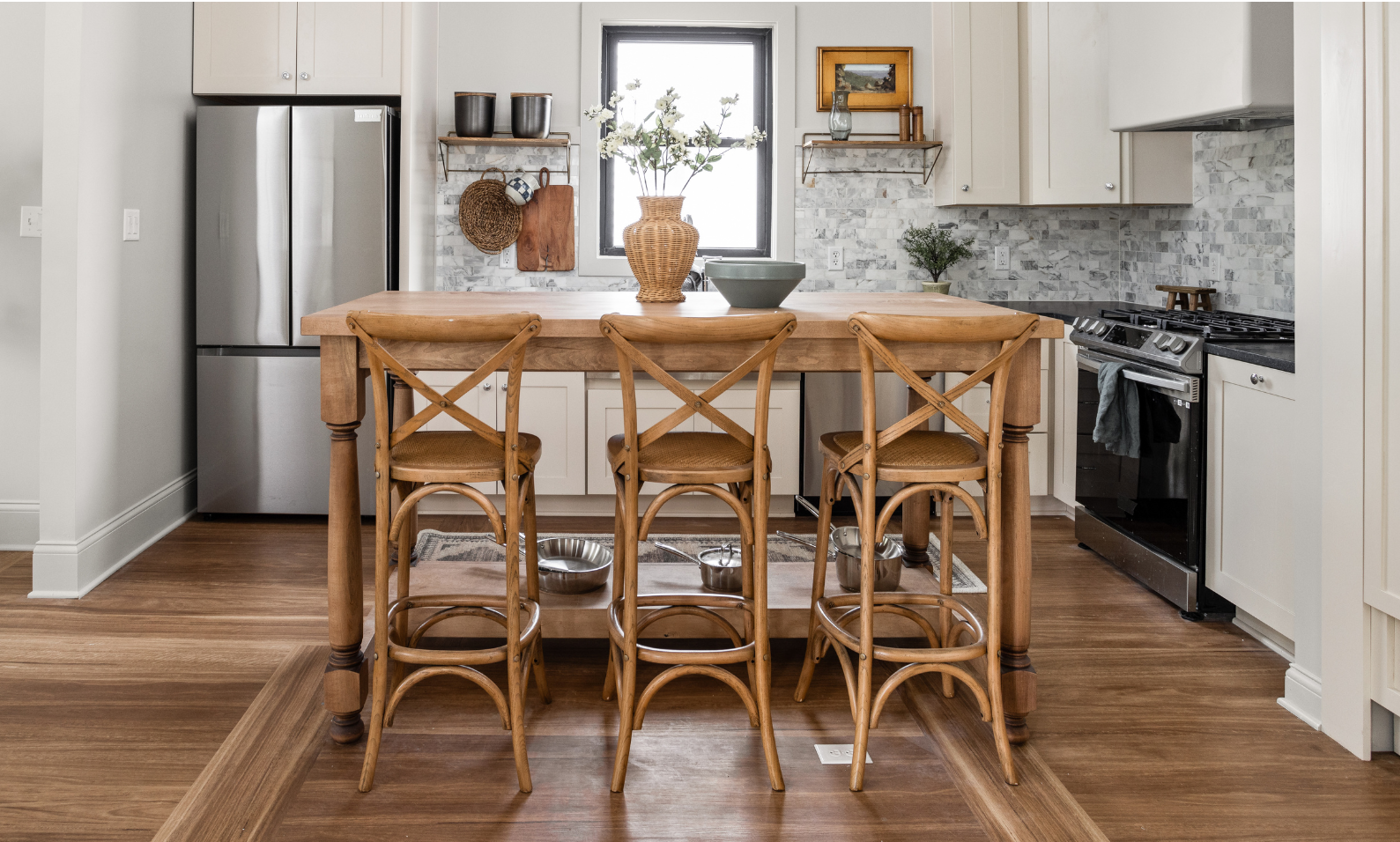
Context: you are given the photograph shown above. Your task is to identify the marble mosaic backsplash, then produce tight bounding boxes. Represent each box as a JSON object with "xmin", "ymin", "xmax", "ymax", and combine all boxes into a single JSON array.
[{"xmin": 436, "ymin": 127, "xmax": 1294, "ymax": 319}]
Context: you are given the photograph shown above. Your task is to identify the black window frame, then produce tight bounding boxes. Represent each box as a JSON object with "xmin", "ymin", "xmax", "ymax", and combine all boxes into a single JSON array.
[{"xmin": 599, "ymin": 25, "xmax": 773, "ymax": 259}]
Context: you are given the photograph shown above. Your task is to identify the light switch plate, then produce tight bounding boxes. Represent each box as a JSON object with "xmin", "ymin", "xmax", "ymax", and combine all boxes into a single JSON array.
[
  {"xmin": 19, "ymin": 206, "xmax": 41, "ymax": 238},
  {"xmin": 122, "ymin": 209, "xmax": 140, "ymax": 241},
  {"xmin": 995, "ymin": 245, "xmax": 1009, "ymax": 271},
  {"xmin": 500, "ymin": 243, "xmax": 516, "ymax": 269},
  {"xmin": 827, "ymin": 246, "xmax": 843, "ymax": 271},
  {"xmin": 814, "ymin": 744, "xmax": 873, "ymax": 765}
]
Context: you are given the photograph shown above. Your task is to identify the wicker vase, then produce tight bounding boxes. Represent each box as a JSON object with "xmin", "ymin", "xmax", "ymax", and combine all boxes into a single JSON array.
[{"xmin": 623, "ymin": 196, "xmax": 699, "ymax": 303}]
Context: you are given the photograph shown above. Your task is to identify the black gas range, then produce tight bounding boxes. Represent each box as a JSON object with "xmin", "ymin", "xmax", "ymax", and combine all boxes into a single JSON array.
[{"xmin": 1067, "ymin": 307, "xmax": 1295, "ymax": 619}]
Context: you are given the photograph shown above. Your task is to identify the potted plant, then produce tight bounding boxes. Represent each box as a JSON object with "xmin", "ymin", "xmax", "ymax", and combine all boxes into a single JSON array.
[
  {"xmin": 586, "ymin": 80, "xmax": 766, "ymax": 302},
  {"xmin": 899, "ymin": 224, "xmax": 977, "ymax": 295}
]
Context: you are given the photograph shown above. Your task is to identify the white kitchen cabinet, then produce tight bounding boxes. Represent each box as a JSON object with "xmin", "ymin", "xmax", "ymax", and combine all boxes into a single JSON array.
[
  {"xmin": 193, "ymin": 3, "xmax": 298, "ymax": 95},
  {"xmin": 1206, "ymin": 356, "xmax": 1296, "ymax": 638},
  {"xmin": 1051, "ymin": 338, "xmax": 1079, "ymax": 507},
  {"xmin": 1023, "ymin": 2, "xmax": 1193, "ymax": 206},
  {"xmin": 586, "ymin": 378, "xmax": 801, "ymax": 497},
  {"xmin": 193, "ymin": 2, "xmax": 401, "ymax": 96},
  {"xmin": 295, "ymin": 3, "xmax": 401, "ymax": 96},
  {"xmin": 932, "ymin": 2, "xmax": 1023, "ymax": 206},
  {"xmin": 414, "ymin": 371, "xmax": 586, "ymax": 497},
  {"xmin": 945, "ymin": 344, "xmax": 1050, "ymax": 503}
]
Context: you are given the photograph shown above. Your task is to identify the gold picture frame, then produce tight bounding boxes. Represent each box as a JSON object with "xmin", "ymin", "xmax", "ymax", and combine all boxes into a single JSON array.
[{"xmin": 816, "ymin": 47, "xmax": 913, "ymax": 112}]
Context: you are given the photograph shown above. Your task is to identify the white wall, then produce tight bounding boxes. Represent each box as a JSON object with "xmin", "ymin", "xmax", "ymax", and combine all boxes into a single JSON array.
[
  {"xmin": 0, "ymin": 4, "xmax": 46, "ymax": 550},
  {"xmin": 33, "ymin": 2, "xmax": 197, "ymax": 597}
]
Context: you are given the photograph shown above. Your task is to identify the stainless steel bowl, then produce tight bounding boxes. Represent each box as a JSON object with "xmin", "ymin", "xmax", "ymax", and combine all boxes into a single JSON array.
[
  {"xmin": 652, "ymin": 541, "xmax": 745, "ymax": 593},
  {"xmin": 523, "ymin": 536, "xmax": 611, "ymax": 594},
  {"xmin": 777, "ymin": 529, "xmax": 903, "ymax": 592},
  {"xmin": 510, "ymin": 93, "xmax": 552, "ymax": 139},
  {"xmin": 454, "ymin": 92, "xmax": 496, "ymax": 138}
]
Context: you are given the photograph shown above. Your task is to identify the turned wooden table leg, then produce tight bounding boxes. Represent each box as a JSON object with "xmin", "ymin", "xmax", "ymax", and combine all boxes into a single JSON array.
[
  {"xmin": 999, "ymin": 341, "xmax": 1040, "ymax": 745},
  {"xmin": 901, "ymin": 382, "xmax": 931, "ymax": 567},
  {"xmin": 322, "ymin": 336, "xmax": 368, "ymax": 744}
]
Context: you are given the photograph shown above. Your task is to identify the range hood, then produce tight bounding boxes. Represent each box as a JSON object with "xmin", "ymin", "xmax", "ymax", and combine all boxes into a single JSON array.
[{"xmin": 1107, "ymin": 3, "xmax": 1293, "ymax": 133}]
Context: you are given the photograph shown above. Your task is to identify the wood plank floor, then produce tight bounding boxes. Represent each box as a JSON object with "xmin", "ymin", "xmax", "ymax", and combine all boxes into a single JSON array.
[{"xmin": 0, "ymin": 516, "xmax": 1396, "ymax": 841}]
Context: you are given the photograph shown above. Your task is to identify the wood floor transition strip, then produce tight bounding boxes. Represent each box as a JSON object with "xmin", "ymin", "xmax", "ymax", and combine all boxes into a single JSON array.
[
  {"xmin": 901, "ymin": 674, "xmax": 1109, "ymax": 842},
  {"xmin": 150, "ymin": 644, "xmax": 331, "ymax": 842}
]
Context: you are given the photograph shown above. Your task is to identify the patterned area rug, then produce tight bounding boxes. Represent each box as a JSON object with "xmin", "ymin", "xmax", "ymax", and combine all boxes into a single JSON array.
[{"xmin": 413, "ymin": 530, "xmax": 986, "ymax": 593}]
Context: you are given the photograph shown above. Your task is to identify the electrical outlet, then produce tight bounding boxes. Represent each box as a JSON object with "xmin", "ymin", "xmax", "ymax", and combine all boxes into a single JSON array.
[
  {"xmin": 122, "ymin": 209, "xmax": 140, "ymax": 242},
  {"xmin": 500, "ymin": 243, "xmax": 516, "ymax": 269},
  {"xmin": 19, "ymin": 206, "xmax": 41, "ymax": 238},
  {"xmin": 995, "ymin": 245, "xmax": 1009, "ymax": 271},
  {"xmin": 814, "ymin": 744, "xmax": 873, "ymax": 765},
  {"xmin": 827, "ymin": 246, "xmax": 843, "ymax": 271}
]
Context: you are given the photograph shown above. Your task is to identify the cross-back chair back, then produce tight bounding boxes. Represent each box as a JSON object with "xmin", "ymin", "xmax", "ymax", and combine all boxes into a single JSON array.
[
  {"xmin": 843, "ymin": 312, "xmax": 1040, "ymax": 479},
  {"xmin": 599, "ymin": 312, "xmax": 798, "ymax": 480}
]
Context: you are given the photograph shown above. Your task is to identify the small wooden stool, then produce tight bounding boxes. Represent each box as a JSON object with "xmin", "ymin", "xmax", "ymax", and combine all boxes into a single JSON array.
[
  {"xmin": 1156, "ymin": 284, "xmax": 1216, "ymax": 311},
  {"xmin": 599, "ymin": 311, "xmax": 796, "ymax": 793}
]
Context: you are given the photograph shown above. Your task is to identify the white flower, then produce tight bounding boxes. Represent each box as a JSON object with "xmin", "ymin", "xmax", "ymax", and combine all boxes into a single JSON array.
[
  {"xmin": 743, "ymin": 127, "xmax": 766, "ymax": 150},
  {"xmin": 626, "ymin": 78, "xmax": 642, "ymax": 91},
  {"xmin": 597, "ymin": 108, "xmax": 614, "ymax": 122},
  {"xmin": 670, "ymin": 127, "xmax": 688, "ymax": 144},
  {"xmin": 584, "ymin": 104, "xmax": 604, "ymax": 121},
  {"xmin": 719, "ymin": 95, "xmax": 739, "ymax": 106},
  {"xmin": 617, "ymin": 121, "xmax": 638, "ymax": 139},
  {"xmin": 661, "ymin": 112, "xmax": 681, "ymax": 128},
  {"xmin": 609, "ymin": 92, "xmax": 621, "ymax": 107}
]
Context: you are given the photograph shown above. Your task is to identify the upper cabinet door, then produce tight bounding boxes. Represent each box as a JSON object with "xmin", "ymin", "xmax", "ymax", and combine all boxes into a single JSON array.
[
  {"xmin": 295, "ymin": 3, "xmax": 402, "ymax": 95},
  {"xmin": 932, "ymin": 2, "xmax": 1022, "ymax": 206},
  {"xmin": 193, "ymin": 3, "xmax": 298, "ymax": 95},
  {"xmin": 1024, "ymin": 2, "xmax": 1122, "ymax": 205}
]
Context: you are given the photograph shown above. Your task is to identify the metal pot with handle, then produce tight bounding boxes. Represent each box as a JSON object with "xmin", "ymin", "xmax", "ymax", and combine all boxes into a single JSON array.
[
  {"xmin": 779, "ymin": 495, "xmax": 903, "ymax": 592},
  {"xmin": 651, "ymin": 541, "xmax": 745, "ymax": 593},
  {"xmin": 518, "ymin": 534, "xmax": 612, "ymax": 594}
]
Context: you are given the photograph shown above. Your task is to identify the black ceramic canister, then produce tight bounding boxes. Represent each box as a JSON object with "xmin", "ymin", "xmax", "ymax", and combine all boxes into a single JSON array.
[
  {"xmin": 454, "ymin": 92, "xmax": 496, "ymax": 138},
  {"xmin": 510, "ymin": 93, "xmax": 552, "ymax": 139}
]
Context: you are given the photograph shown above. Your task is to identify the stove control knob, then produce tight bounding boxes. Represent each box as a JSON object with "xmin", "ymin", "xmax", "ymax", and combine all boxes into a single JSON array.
[
  {"xmin": 1095, "ymin": 321, "xmax": 1109, "ymax": 335},
  {"xmin": 1071, "ymin": 317, "xmax": 1085, "ymax": 331},
  {"xmin": 1169, "ymin": 337, "xmax": 1188, "ymax": 354},
  {"xmin": 1154, "ymin": 335, "xmax": 1171, "ymax": 350}
]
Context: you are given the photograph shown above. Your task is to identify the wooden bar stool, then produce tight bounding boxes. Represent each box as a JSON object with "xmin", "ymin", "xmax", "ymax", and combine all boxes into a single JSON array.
[
  {"xmin": 793, "ymin": 310, "xmax": 1039, "ymax": 791},
  {"xmin": 347, "ymin": 311, "xmax": 551, "ymax": 794},
  {"xmin": 599, "ymin": 312, "xmax": 796, "ymax": 793}
]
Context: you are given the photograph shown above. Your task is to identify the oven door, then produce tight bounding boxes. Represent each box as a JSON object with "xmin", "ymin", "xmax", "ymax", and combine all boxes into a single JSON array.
[{"xmin": 1074, "ymin": 351, "xmax": 1203, "ymax": 572}]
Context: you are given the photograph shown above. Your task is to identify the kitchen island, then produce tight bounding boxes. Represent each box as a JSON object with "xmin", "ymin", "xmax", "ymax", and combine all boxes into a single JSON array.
[{"xmin": 301, "ymin": 291, "xmax": 1064, "ymax": 746}]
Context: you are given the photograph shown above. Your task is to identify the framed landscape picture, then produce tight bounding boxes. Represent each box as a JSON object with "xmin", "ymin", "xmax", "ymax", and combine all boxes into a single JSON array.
[{"xmin": 816, "ymin": 47, "xmax": 913, "ymax": 111}]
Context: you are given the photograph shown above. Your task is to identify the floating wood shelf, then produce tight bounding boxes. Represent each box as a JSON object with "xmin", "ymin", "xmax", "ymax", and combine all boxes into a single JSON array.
[
  {"xmin": 800, "ymin": 133, "xmax": 943, "ymax": 185},
  {"xmin": 437, "ymin": 132, "xmax": 574, "ymax": 183}
]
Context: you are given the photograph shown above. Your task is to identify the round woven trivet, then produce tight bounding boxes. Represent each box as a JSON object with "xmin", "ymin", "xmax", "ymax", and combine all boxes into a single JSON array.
[{"xmin": 458, "ymin": 168, "xmax": 521, "ymax": 254}]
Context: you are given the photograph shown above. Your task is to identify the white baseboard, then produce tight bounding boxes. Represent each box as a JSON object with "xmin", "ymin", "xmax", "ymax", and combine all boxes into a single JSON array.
[
  {"xmin": 0, "ymin": 500, "xmax": 40, "ymax": 551},
  {"xmin": 1279, "ymin": 664, "xmax": 1323, "ymax": 730},
  {"xmin": 29, "ymin": 470, "xmax": 196, "ymax": 599}
]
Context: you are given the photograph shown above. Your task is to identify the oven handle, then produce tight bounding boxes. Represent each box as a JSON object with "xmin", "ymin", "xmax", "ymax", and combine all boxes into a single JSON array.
[{"xmin": 1076, "ymin": 353, "xmax": 1199, "ymax": 401}]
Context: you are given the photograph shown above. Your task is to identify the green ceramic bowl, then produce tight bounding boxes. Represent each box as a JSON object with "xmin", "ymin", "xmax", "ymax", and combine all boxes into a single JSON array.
[{"xmin": 704, "ymin": 259, "xmax": 806, "ymax": 309}]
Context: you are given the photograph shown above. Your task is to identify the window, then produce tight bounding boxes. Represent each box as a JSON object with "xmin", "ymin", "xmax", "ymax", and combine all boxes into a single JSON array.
[{"xmin": 600, "ymin": 26, "xmax": 773, "ymax": 258}]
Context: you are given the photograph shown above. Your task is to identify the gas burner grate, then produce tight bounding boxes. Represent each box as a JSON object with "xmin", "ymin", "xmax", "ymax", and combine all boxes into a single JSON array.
[{"xmin": 1098, "ymin": 308, "xmax": 1294, "ymax": 341}]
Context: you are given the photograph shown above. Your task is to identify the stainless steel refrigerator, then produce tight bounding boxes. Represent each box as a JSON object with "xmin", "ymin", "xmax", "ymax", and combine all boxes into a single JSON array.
[{"xmin": 195, "ymin": 105, "xmax": 396, "ymax": 514}]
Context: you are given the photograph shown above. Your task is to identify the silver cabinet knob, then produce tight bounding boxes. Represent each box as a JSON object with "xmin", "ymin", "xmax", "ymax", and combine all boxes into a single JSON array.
[
  {"xmin": 300, "ymin": 71, "xmax": 309, "ymax": 80},
  {"xmin": 1249, "ymin": 373, "xmax": 1264, "ymax": 385},
  {"xmin": 961, "ymin": 184, "xmax": 970, "ymax": 192},
  {"xmin": 483, "ymin": 382, "xmax": 493, "ymax": 391},
  {"xmin": 282, "ymin": 71, "xmax": 291, "ymax": 79},
  {"xmin": 1105, "ymin": 182, "xmax": 1116, "ymax": 190}
]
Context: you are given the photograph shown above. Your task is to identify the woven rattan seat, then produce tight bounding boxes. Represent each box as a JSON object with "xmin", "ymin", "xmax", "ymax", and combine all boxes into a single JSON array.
[
  {"xmin": 607, "ymin": 431, "xmax": 767, "ymax": 484},
  {"xmin": 819, "ymin": 430, "xmax": 987, "ymax": 483},
  {"xmin": 391, "ymin": 430, "xmax": 542, "ymax": 483}
]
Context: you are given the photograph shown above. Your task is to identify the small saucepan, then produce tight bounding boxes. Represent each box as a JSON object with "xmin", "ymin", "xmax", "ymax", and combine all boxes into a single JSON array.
[
  {"xmin": 518, "ymin": 534, "xmax": 612, "ymax": 595},
  {"xmin": 651, "ymin": 541, "xmax": 745, "ymax": 593},
  {"xmin": 780, "ymin": 496, "xmax": 903, "ymax": 592}
]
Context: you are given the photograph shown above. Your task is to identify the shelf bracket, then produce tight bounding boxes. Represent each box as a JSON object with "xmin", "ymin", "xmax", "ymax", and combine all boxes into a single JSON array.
[{"xmin": 437, "ymin": 132, "xmax": 574, "ymax": 185}]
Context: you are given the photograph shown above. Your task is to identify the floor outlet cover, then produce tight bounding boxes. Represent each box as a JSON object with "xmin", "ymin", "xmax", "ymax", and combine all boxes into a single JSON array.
[{"xmin": 815, "ymin": 744, "xmax": 873, "ymax": 765}]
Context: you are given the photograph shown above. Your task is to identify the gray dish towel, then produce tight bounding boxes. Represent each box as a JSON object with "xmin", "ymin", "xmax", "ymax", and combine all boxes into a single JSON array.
[{"xmin": 1093, "ymin": 362, "xmax": 1140, "ymax": 458}]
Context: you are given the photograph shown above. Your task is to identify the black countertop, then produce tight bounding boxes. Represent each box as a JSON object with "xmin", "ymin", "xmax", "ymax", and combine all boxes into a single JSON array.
[{"xmin": 986, "ymin": 300, "xmax": 1295, "ymax": 373}]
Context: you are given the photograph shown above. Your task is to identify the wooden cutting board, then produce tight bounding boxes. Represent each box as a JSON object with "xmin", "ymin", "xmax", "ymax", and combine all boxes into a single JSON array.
[{"xmin": 517, "ymin": 181, "xmax": 574, "ymax": 272}]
